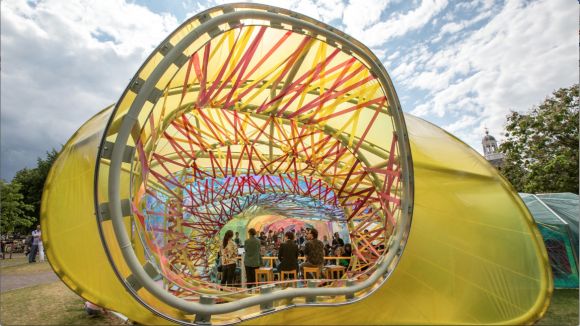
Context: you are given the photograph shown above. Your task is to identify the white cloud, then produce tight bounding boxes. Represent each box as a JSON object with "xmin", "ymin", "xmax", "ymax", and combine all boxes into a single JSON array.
[
  {"xmin": 1, "ymin": 0, "xmax": 179, "ymax": 178},
  {"xmin": 478, "ymin": 0, "xmax": 497, "ymax": 10},
  {"xmin": 372, "ymin": 48, "xmax": 388, "ymax": 60},
  {"xmin": 345, "ymin": 0, "xmax": 449, "ymax": 47},
  {"xmin": 342, "ymin": 0, "xmax": 394, "ymax": 31},
  {"xmin": 387, "ymin": 51, "xmax": 400, "ymax": 60},
  {"xmin": 296, "ymin": 0, "xmax": 346, "ymax": 23},
  {"xmin": 454, "ymin": 0, "xmax": 480, "ymax": 11},
  {"xmin": 211, "ymin": 0, "xmax": 346, "ymax": 23},
  {"xmin": 392, "ymin": 61, "xmax": 417, "ymax": 80},
  {"xmin": 443, "ymin": 11, "xmax": 454, "ymax": 21},
  {"xmin": 431, "ymin": 9, "xmax": 494, "ymax": 42},
  {"xmin": 443, "ymin": 114, "xmax": 480, "ymax": 134},
  {"xmin": 404, "ymin": 0, "xmax": 577, "ymax": 151}
]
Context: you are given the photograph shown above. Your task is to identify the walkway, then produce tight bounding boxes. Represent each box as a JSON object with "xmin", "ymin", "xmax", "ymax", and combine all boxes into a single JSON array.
[
  {"xmin": 1, "ymin": 252, "xmax": 60, "ymax": 293},
  {"xmin": 1, "ymin": 271, "xmax": 60, "ymax": 293}
]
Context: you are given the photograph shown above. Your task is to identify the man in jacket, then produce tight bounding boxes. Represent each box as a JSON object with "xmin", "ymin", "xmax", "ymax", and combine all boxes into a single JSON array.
[
  {"xmin": 277, "ymin": 231, "xmax": 299, "ymax": 273},
  {"xmin": 244, "ymin": 228, "xmax": 263, "ymax": 288},
  {"xmin": 300, "ymin": 228, "xmax": 324, "ymax": 279}
]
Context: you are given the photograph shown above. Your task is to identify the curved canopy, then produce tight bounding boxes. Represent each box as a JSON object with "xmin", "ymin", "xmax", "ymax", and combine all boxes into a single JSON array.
[{"xmin": 41, "ymin": 3, "xmax": 551, "ymax": 325}]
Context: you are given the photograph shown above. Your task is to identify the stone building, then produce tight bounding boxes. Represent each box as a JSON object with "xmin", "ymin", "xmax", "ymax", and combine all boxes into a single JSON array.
[{"xmin": 482, "ymin": 129, "xmax": 505, "ymax": 168}]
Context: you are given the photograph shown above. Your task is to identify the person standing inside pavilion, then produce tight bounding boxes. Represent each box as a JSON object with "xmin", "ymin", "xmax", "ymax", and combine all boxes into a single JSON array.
[
  {"xmin": 219, "ymin": 230, "xmax": 237, "ymax": 287},
  {"xmin": 332, "ymin": 232, "xmax": 344, "ymax": 249},
  {"xmin": 244, "ymin": 228, "xmax": 263, "ymax": 288},
  {"xmin": 233, "ymin": 232, "xmax": 241, "ymax": 246}
]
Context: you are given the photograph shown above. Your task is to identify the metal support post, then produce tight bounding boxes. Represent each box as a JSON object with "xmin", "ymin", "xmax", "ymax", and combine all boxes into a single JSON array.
[
  {"xmin": 345, "ymin": 279, "xmax": 356, "ymax": 301},
  {"xmin": 305, "ymin": 280, "xmax": 318, "ymax": 303},
  {"xmin": 259, "ymin": 285, "xmax": 275, "ymax": 312},
  {"xmin": 194, "ymin": 295, "xmax": 216, "ymax": 325}
]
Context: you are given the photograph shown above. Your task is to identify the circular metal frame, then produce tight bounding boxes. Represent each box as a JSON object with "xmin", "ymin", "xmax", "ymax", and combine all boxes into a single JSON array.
[{"xmin": 94, "ymin": 3, "xmax": 414, "ymax": 324}]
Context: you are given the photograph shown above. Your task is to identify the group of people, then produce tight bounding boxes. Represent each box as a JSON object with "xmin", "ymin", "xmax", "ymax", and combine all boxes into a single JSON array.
[
  {"xmin": 1, "ymin": 226, "xmax": 44, "ymax": 262},
  {"xmin": 217, "ymin": 227, "xmax": 352, "ymax": 288},
  {"xmin": 255, "ymin": 227, "xmax": 340, "ymax": 248}
]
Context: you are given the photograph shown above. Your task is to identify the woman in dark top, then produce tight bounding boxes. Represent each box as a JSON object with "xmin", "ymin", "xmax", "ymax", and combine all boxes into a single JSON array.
[
  {"xmin": 343, "ymin": 243, "xmax": 352, "ymax": 257},
  {"xmin": 277, "ymin": 231, "xmax": 299, "ymax": 272},
  {"xmin": 332, "ymin": 232, "xmax": 344, "ymax": 248},
  {"xmin": 258, "ymin": 231, "xmax": 267, "ymax": 245}
]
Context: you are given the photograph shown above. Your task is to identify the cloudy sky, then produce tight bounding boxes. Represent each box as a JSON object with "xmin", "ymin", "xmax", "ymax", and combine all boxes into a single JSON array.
[{"xmin": 1, "ymin": 0, "xmax": 577, "ymax": 179}]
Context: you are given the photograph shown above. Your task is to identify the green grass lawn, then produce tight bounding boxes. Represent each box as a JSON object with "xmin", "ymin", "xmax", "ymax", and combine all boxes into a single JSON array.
[
  {"xmin": 536, "ymin": 289, "xmax": 579, "ymax": 325},
  {"xmin": 0, "ymin": 281, "xmax": 125, "ymax": 325},
  {"xmin": 0, "ymin": 280, "xmax": 576, "ymax": 325}
]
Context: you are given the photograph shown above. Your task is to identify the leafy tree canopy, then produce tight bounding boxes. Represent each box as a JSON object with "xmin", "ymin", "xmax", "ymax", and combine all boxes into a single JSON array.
[
  {"xmin": 1, "ymin": 179, "xmax": 35, "ymax": 233},
  {"xmin": 11, "ymin": 148, "xmax": 59, "ymax": 234},
  {"xmin": 499, "ymin": 84, "xmax": 579, "ymax": 194}
]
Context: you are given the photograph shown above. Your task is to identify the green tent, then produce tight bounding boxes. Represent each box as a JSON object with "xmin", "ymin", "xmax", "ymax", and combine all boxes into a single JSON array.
[{"xmin": 519, "ymin": 193, "xmax": 579, "ymax": 288}]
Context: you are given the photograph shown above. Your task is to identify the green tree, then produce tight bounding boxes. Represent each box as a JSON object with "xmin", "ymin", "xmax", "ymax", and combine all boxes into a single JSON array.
[
  {"xmin": 498, "ymin": 84, "xmax": 579, "ymax": 194},
  {"xmin": 1, "ymin": 179, "xmax": 35, "ymax": 233},
  {"xmin": 12, "ymin": 148, "xmax": 60, "ymax": 233}
]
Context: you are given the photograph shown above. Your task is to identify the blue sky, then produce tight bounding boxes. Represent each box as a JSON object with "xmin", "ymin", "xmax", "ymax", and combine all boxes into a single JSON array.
[{"xmin": 1, "ymin": 0, "xmax": 577, "ymax": 179}]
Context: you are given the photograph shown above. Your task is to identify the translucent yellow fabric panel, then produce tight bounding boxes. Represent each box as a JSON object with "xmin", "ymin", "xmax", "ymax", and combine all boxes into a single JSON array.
[
  {"xmin": 241, "ymin": 114, "xmax": 552, "ymax": 325},
  {"xmin": 41, "ymin": 4, "xmax": 551, "ymax": 321},
  {"xmin": 43, "ymin": 105, "xmax": 551, "ymax": 325},
  {"xmin": 41, "ymin": 106, "xmax": 177, "ymax": 325}
]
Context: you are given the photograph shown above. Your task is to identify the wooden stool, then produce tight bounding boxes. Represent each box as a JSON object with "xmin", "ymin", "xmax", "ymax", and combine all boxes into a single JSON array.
[
  {"xmin": 255, "ymin": 268, "xmax": 273, "ymax": 285},
  {"xmin": 326, "ymin": 265, "xmax": 346, "ymax": 279},
  {"xmin": 281, "ymin": 270, "xmax": 297, "ymax": 289},
  {"xmin": 216, "ymin": 272, "xmax": 223, "ymax": 284},
  {"xmin": 303, "ymin": 267, "xmax": 320, "ymax": 279}
]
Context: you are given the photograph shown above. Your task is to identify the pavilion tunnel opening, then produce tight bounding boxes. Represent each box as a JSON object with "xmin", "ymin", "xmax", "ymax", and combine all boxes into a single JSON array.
[
  {"xmin": 94, "ymin": 7, "xmax": 413, "ymax": 323},
  {"xmin": 132, "ymin": 171, "xmax": 391, "ymax": 295}
]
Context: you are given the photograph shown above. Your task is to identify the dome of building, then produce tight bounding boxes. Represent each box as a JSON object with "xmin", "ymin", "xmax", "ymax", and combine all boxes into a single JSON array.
[
  {"xmin": 481, "ymin": 128, "xmax": 504, "ymax": 167},
  {"xmin": 482, "ymin": 131, "xmax": 496, "ymax": 142}
]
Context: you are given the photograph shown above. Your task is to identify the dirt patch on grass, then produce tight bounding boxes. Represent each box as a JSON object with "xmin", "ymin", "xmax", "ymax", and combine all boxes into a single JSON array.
[
  {"xmin": 0, "ymin": 281, "xmax": 126, "ymax": 325},
  {"xmin": 1, "ymin": 261, "xmax": 54, "ymax": 274},
  {"xmin": 536, "ymin": 289, "xmax": 579, "ymax": 325},
  {"xmin": 1, "ymin": 257, "xmax": 30, "ymax": 266}
]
